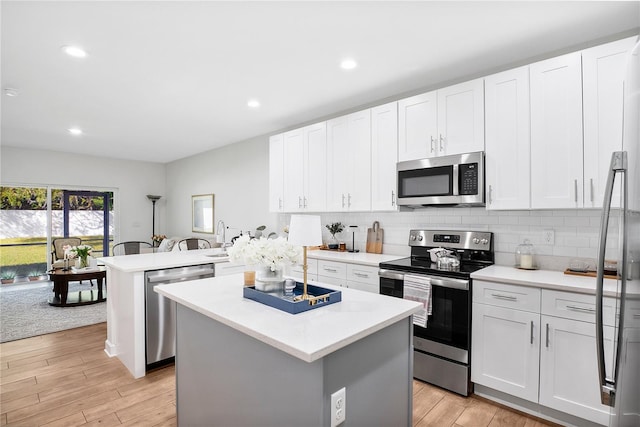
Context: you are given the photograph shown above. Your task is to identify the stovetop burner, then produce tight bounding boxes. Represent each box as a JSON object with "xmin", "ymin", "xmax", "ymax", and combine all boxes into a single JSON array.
[{"xmin": 379, "ymin": 229, "xmax": 494, "ymax": 279}]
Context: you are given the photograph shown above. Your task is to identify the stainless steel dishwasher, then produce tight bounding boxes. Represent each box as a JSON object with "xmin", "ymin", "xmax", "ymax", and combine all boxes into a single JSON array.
[{"xmin": 144, "ymin": 264, "xmax": 215, "ymax": 369}]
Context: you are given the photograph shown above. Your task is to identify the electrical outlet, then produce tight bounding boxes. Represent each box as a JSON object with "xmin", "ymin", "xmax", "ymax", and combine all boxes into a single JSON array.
[
  {"xmin": 543, "ymin": 229, "xmax": 555, "ymax": 245},
  {"xmin": 331, "ymin": 387, "xmax": 346, "ymax": 427}
]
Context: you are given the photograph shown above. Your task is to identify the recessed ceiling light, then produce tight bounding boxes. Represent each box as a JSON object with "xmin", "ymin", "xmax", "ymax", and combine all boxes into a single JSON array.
[
  {"xmin": 68, "ymin": 127, "xmax": 83, "ymax": 136},
  {"xmin": 3, "ymin": 88, "xmax": 19, "ymax": 97},
  {"xmin": 247, "ymin": 99, "xmax": 260, "ymax": 108},
  {"xmin": 61, "ymin": 45, "xmax": 87, "ymax": 58},
  {"xmin": 340, "ymin": 58, "xmax": 358, "ymax": 70}
]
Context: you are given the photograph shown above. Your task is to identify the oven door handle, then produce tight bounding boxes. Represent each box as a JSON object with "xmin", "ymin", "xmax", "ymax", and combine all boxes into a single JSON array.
[
  {"xmin": 378, "ymin": 269, "xmax": 469, "ymax": 291},
  {"xmin": 426, "ymin": 276, "xmax": 469, "ymax": 291},
  {"xmin": 378, "ymin": 269, "xmax": 405, "ymax": 281}
]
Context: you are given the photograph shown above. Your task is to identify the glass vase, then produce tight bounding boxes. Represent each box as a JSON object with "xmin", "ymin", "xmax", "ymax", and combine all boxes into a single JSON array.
[
  {"xmin": 77, "ymin": 255, "xmax": 89, "ymax": 269},
  {"xmin": 255, "ymin": 266, "xmax": 284, "ymax": 294}
]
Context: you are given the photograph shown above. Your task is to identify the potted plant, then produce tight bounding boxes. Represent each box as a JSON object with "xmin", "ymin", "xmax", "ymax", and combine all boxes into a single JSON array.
[
  {"xmin": 28, "ymin": 270, "xmax": 43, "ymax": 281},
  {"xmin": 1, "ymin": 271, "xmax": 16, "ymax": 284},
  {"xmin": 325, "ymin": 222, "xmax": 344, "ymax": 249}
]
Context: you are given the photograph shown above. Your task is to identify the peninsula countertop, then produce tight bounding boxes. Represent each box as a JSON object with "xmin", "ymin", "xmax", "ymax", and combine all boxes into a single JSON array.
[
  {"xmin": 155, "ymin": 273, "xmax": 422, "ymax": 363},
  {"xmin": 98, "ymin": 249, "xmax": 229, "ymax": 272}
]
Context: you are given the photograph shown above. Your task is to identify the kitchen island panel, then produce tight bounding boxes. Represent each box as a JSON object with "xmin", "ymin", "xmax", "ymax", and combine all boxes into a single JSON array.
[{"xmin": 176, "ymin": 303, "xmax": 413, "ymax": 426}]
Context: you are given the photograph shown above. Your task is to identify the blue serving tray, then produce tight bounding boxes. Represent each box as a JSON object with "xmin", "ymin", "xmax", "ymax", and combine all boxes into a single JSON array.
[{"xmin": 243, "ymin": 282, "xmax": 341, "ymax": 314}]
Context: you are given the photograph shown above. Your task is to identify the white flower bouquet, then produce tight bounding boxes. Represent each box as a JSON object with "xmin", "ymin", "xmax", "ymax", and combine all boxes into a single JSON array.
[
  {"xmin": 64, "ymin": 244, "xmax": 93, "ymax": 259},
  {"xmin": 227, "ymin": 235, "xmax": 302, "ymax": 271}
]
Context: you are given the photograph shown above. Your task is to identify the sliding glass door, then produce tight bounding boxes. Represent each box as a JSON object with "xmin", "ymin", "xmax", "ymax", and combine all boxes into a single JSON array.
[{"xmin": 52, "ymin": 190, "xmax": 113, "ymax": 257}]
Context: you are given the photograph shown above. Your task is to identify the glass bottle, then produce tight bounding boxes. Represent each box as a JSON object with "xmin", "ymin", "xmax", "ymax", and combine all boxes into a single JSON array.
[{"xmin": 516, "ymin": 239, "xmax": 537, "ymax": 270}]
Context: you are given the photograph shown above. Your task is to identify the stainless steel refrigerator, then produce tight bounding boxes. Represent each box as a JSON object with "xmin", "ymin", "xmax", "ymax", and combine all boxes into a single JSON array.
[{"xmin": 596, "ymin": 37, "xmax": 640, "ymax": 427}]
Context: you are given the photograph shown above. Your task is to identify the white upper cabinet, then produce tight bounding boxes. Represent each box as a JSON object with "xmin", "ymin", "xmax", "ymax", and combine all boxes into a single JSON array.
[
  {"xmin": 583, "ymin": 37, "xmax": 636, "ymax": 208},
  {"xmin": 485, "ymin": 66, "xmax": 531, "ymax": 210},
  {"xmin": 398, "ymin": 91, "xmax": 437, "ymax": 161},
  {"xmin": 371, "ymin": 102, "xmax": 398, "ymax": 211},
  {"xmin": 530, "ymin": 52, "xmax": 584, "ymax": 209},
  {"xmin": 398, "ymin": 79, "xmax": 484, "ymax": 161},
  {"xmin": 304, "ymin": 122, "xmax": 328, "ymax": 212},
  {"xmin": 436, "ymin": 78, "xmax": 485, "ymax": 156},
  {"xmin": 327, "ymin": 110, "xmax": 371, "ymax": 212},
  {"xmin": 282, "ymin": 123, "xmax": 327, "ymax": 212},
  {"xmin": 268, "ymin": 134, "xmax": 285, "ymax": 212},
  {"xmin": 282, "ymin": 128, "xmax": 304, "ymax": 212}
]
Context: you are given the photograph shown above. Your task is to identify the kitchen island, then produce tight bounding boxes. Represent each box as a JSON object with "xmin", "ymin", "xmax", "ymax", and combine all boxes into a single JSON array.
[
  {"xmin": 98, "ymin": 249, "xmax": 232, "ymax": 378},
  {"xmin": 155, "ymin": 274, "xmax": 422, "ymax": 426}
]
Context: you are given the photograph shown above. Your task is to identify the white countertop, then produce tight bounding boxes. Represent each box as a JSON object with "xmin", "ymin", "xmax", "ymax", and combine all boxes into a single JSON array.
[
  {"xmin": 471, "ymin": 265, "xmax": 639, "ymax": 297},
  {"xmin": 98, "ymin": 249, "xmax": 230, "ymax": 272},
  {"xmin": 154, "ymin": 274, "xmax": 422, "ymax": 363},
  {"xmin": 307, "ymin": 250, "xmax": 403, "ymax": 267}
]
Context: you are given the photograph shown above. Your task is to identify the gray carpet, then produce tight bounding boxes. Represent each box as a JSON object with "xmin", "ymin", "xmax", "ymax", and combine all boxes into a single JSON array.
[{"xmin": 0, "ymin": 280, "xmax": 106, "ymax": 343}]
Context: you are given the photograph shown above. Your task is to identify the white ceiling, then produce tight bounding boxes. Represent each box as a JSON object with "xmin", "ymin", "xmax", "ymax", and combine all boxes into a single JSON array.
[{"xmin": 1, "ymin": 1, "xmax": 639, "ymax": 164}]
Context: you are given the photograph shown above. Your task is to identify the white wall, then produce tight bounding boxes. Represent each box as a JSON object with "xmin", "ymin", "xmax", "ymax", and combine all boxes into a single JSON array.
[
  {"xmin": 0, "ymin": 146, "xmax": 166, "ymax": 243},
  {"xmin": 165, "ymin": 135, "xmax": 279, "ymax": 243}
]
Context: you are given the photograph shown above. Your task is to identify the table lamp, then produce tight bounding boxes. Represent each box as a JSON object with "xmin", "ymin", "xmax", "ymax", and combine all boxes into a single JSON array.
[{"xmin": 288, "ymin": 214, "xmax": 322, "ymax": 301}]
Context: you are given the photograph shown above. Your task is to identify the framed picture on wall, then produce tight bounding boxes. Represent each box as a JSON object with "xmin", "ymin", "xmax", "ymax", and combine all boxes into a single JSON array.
[{"xmin": 192, "ymin": 194, "xmax": 214, "ymax": 233}]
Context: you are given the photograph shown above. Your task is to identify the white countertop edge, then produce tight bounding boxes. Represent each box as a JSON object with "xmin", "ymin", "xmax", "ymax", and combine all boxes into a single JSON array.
[
  {"xmin": 98, "ymin": 250, "xmax": 230, "ymax": 272},
  {"xmin": 155, "ymin": 277, "xmax": 422, "ymax": 363},
  {"xmin": 307, "ymin": 250, "xmax": 403, "ymax": 267},
  {"xmin": 471, "ymin": 265, "xmax": 639, "ymax": 297}
]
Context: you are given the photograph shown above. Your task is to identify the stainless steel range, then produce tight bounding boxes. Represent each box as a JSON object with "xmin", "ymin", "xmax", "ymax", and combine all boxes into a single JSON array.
[{"xmin": 379, "ymin": 229, "xmax": 494, "ymax": 396}]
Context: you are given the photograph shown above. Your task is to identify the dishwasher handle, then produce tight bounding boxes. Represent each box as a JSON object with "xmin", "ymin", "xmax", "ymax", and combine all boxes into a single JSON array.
[{"xmin": 146, "ymin": 265, "xmax": 215, "ymax": 283}]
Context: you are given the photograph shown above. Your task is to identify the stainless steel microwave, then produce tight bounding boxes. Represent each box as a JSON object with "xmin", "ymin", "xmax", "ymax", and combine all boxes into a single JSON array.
[{"xmin": 397, "ymin": 151, "xmax": 485, "ymax": 207}]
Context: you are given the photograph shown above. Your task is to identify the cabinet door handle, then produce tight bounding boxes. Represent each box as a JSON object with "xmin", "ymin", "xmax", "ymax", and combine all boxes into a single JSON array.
[
  {"xmin": 278, "ymin": 198, "xmax": 282, "ymax": 210},
  {"xmin": 391, "ymin": 190, "xmax": 396, "ymax": 207},
  {"xmin": 634, "ymin": 314, "xmax": 640, "ymax": 319},
  {"xmin": 341, "ymin": 194, "xmax": 345, "ymax": 208},
  {"xmin": 590, "ymin": 178, "xmax": 594, "ymax": 203},
  {"xmin": 566, "ymin": 304, "xmax": 596, "ymax": 313},
  {"xmin": 324, "ymin": 267, "xmax": 338, "ymax": 273},
  {"xmin": 430, "ymin": 136, "xmax": 435, "ymax": 153},
  {"xmin": 348, "ymin": 193, "xmax": 352, "ymax": 208},
  {"xmin": 303, "ymin": 197, "xmax": 308, "ymax": 208},
  {"xmin": 530, "ymin": 321, "xmax": 534, "ymax": 344},
  {"xmin": 439, "ymin": 134, "xmax": 445, "ymax": 151},
  {"xmin": 545, "ymin": 323, "xmax": 550, "ymax": 348},
  {"xmin": 354, "ymin": 272, "xmax": 369, "ymax": 278},
  {"xmin": 298, "ymin": 196, "xmax": 302, "ymax": 208},
  {"xmin": 488, "ymin": 185, "xmax": 493, "ymax": 205},
  {"xmin": 491, "ymin": 293, "xmax": 517, "ymax": 301},
  {"xmin": 574, "ymin": 179, "xmax": 578, "ymax": 203}
]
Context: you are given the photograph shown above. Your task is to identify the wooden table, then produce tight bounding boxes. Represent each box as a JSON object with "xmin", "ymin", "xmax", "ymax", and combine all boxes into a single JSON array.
[{"xmin": 48, "ymin": 267, "xmax": 107, "ymax": 307}]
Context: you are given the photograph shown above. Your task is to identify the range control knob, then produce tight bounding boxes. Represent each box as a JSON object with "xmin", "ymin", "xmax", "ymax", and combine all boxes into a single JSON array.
[
  {"xmin": 410, "ymin": 235, "xmax": 417, "ymax": 241},
  {"xmin": 473, "ymin": 238, "xmax": 480, "ymax": 244},
  {"xmin": 480, "ymin": 238, "xmax": 489, "ymax": 245},
  {"xmin": 418, "ymin": 235, "xmax": 424, "ymax": 241}
]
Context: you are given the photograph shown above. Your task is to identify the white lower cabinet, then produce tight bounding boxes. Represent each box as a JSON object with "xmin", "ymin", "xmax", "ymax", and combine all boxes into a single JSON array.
[
  {"xmin": 471, "ymin": 303, "xmax": 540, "ymax": 403},
  {"xmin": 472, "ymin": 281, "xmax": 616, "ymax": 426},
  {"xmin": 287, "ymin": 259, "xmax": 318, "ymax": 282},
  {"xmin": 539, "ymin": 315, "xmax": 614, "ymax": 426},
  {"xmin": 471, "ymin": 281, "xmax": 541, "ymax": 403},
  {"xmin": 290, "ymin": 259, "xmax": 380, "ymax": 294},
  {"xmin": 346, "ymin": 264, "xmax": 379, "ymax": 293}
]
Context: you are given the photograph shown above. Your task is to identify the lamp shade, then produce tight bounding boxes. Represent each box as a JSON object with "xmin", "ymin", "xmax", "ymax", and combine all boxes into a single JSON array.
[{"xmin": 288, "ymin": 215, "xmax": 322, "ymax": 247}]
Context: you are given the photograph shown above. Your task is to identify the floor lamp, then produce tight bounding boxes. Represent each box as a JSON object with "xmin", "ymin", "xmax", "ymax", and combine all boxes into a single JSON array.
[
  {"xmin": 288, "ymin": 214, "xmax": 322, "ymax": 301},
  {"xmin": 146, "ymin": 195, "xmax": 161, "ymax": 241}
]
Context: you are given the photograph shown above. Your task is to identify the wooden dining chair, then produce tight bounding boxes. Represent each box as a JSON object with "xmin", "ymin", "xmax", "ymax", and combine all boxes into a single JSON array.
[{"xmin": 177, "ymin": 238, "xmax": 211, "ymax": 250}]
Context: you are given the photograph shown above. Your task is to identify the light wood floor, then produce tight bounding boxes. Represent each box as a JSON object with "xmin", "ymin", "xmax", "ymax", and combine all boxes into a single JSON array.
[{"xmin": 1, "ymin": 323, "xmax": 558, "ymax": 427}]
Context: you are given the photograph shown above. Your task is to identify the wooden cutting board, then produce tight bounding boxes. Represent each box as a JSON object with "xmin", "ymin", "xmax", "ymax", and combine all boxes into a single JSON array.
[{"xmin": 366, "ymin": 221, "xmax": 383, "ymax": 254}]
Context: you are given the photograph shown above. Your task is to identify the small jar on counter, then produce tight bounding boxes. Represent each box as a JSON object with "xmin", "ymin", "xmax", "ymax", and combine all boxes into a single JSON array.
[{"xmin": 515, "ymin": 239, "xmax": 537, "ymax": 270}]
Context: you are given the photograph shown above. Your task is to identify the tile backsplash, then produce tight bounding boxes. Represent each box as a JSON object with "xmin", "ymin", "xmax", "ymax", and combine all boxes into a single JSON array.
[{"xmin": 278, "ymin": 208, "xmax": 620, "ymax": 272}]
